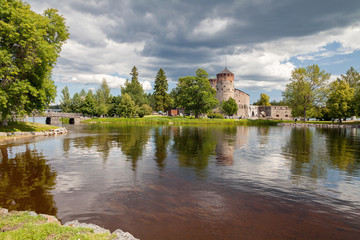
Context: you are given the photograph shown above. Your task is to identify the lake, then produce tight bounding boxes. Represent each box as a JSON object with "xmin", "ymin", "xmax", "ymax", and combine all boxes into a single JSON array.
[{"xmin": 0, "ymin": 124, "xmax": 359, "ymax": 239}]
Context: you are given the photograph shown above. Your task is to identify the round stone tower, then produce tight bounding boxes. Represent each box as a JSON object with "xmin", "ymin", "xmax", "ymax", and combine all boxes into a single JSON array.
[{"xmin": 216, "ymin": 67, "xmax": 235, "ymax": 103}]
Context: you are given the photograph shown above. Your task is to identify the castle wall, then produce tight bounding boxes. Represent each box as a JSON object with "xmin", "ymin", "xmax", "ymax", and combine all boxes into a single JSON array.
[
  {"xmin": 269, "ymin": 106, "xmax": 292, "ymax": 119},
  {"xmin": 248, "ymin": 105, "xmax": 292, "ymax": 119},
  {"xmin": 234, "ymin": 89, "xmax": 249, "ymax": 118}
]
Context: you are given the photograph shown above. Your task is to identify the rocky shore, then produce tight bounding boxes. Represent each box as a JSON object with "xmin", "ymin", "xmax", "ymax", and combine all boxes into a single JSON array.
[
  {"xmin": 0, "ymin": 127, "xmax": 68, "ymax": 144},
  {"xmin": 0, "ymin": 208, "xmax": 138, "ymax": 240},
  {"xmin": 277, "ymin": 122, "xmax": 360, "ymax": 128}
]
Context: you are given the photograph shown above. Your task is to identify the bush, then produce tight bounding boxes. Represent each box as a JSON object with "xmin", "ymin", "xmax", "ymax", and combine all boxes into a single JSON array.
[
  {"xmin": 207, "ymin": 113, "xmax": 224, "ymax": 119},
  {"xmin": 138, "ymin": 109, "xmax": 145, "ymax": 118}
]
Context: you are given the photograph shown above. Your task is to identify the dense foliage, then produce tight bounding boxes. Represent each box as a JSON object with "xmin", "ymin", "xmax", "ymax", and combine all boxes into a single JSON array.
[
  {"xmin": 173, "ymin": 69, "xmax": 218, "ymax": 118},
  {"xmin": 0, "ymin": 0, "xmax": 69, "ymax": 124},
  {"xmin": 221, "ymin": 97, "xmax": 238, "ymax": 116},
  {"xmin": 282, "ymin": 65, "xmax": 360, "ymax": 121},
  {"xmin": 282, "ymin": 65, "xmax": 330, "ymax": 121},
  {"xmin": 253, "ymin": 93, "xmax": 271, "ymax": 106}
]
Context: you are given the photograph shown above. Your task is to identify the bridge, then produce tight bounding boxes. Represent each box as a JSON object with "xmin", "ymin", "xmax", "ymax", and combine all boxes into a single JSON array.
[{"xmin": 43, "ymin": 111, "xmax": 84, "ymax": 125}]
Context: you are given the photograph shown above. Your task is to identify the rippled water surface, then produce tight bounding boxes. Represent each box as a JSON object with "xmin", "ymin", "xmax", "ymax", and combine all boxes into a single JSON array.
[{"xmin": 1, "ymin": 124, "xmax": 359, "ymax": 239}]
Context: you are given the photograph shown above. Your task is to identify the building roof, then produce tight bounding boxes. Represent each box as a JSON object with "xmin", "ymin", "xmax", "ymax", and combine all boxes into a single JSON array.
[{"xmin": 218, "ymin": 67, "xmax": 233, "ymax": 74}]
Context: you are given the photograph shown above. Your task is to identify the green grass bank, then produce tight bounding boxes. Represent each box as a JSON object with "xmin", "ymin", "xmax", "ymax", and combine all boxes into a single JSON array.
[
  {"xmin": 82, "ymin": 116, "xmax": 286, "ymax": 126},
  {"xmin": 0, "ymin": 208, "xmax": 137, "ymax": 240},
  {"xmin": 0, "ymin": 122, "xmax": 58, "ymax": 133}
]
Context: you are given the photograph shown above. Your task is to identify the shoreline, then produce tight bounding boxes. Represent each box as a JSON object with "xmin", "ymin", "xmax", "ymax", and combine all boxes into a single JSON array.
[
  {"xmin": 0, "ymin": 208, "xmax": 138, "ymax": 239},
  {"xmin": 277, "ymin": 122, "xmax": 360, "ymax": 128},
  {"xmin": 0, "ymin": 127, "xmax": 68, "ymax": 144}
]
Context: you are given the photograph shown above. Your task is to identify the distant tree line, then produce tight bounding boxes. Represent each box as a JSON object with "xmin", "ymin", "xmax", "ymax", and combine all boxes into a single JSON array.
[{"xmin": 253, "ymin": 65, "xmax": 360, "ymax": 122}]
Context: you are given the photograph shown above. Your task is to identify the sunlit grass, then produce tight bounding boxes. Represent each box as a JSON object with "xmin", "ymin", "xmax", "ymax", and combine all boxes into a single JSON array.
[
  {"xmin": 0, "ymin": 212, "xmax": 115, "ymax": 240},
  {"xmin": 0, "ymin": 122, "xmax": 58, "ymax": 132}
]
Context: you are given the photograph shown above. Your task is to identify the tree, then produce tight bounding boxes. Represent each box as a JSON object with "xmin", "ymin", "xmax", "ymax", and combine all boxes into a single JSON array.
[
  {"xmin": 253, "ymin": 93, "xmax": 271, "ymax": 106},
  {"xmin": 117, "ymin": 93, "xmax": 137, "ymax": 118},
  {"xmin": 221, "ymin": 97, "xmax": 238, "ymax": 116},
  {"xmin": 0, "ymin": 1, "xmax": 69, "ymax": 124},
  {"xmin": 282, "ymin": 65, "xmax": 330, "ymax": 121},
  {"xmin": 270, "ymin": 99, "xmax": 286, "ymax": 106},
  {"xmin": 173, "ymin": 69, "xmax": 218, "ymax": 118},
  {"xmin": 121, "ymin": 66, "xmax": 147, "ymax": 106},
  {"xmin": 327, "ymin": 79, "xmax": 354, "ymax": 122},
  {"xmin": 95, "ymin": 79, "xmax": 111, "ymax": 116},
  {"xmin": 60, "ymin": 86, "xmax": 71, "ymax": 112},
  {"xmin": 153, "ymin": 68, "xmax": 172, "ymax": 112},
  {"xmin": 80, "ymin": 90, "xmax": 96, "ymax": 116},
  {"xmin": 339, "ymin": 67, "xmax": 360, "ymax": 117}
]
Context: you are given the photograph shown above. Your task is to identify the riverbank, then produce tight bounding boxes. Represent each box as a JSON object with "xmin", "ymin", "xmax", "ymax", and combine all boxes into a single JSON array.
[
  {"xmin": 278, "ymin": 122, "xmax": 360, "ymax": 128},
  {"xmin": 0, "ymin": 122, "xmax": 68, "ymax": 144},
  {"xmin": 82, "ymin": 116, "xmax": 284, "ymax": 126},
  {"xmin": 0, "ymin": 208, "xmax": 138, "ymax": 239}
]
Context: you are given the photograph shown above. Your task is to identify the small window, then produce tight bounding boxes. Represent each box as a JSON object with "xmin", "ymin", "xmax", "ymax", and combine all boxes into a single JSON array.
[
  {"xmin": 276, "ymin": 114, "xmax": 279, "ymax": 117},
  {"xmin": 285, "ymin": 115, "xmax": 288, "ymax": 117}
]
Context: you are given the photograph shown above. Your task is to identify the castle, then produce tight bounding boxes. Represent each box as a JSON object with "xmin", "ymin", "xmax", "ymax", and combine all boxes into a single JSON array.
[{"xmin": 209, "ymin": 67, "xmax": 292, "ymax": 119}]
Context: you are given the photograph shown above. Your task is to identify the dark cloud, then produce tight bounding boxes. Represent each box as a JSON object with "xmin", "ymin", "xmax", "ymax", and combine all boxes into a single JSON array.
[{"xmin": 26, "ymin": 0, "xmax": 360, "ymax": 94}]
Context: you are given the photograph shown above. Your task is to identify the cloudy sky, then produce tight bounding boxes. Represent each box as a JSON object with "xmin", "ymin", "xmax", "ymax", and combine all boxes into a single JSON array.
[{"xmin": 26, "ymin": 0, "xmax": 360, "ymax": 103}]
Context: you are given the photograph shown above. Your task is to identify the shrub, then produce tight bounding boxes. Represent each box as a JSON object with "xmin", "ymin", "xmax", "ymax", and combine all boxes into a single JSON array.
[{"xmin": 207, "ymin": 113, "xmax": 224, "ymax": 119}]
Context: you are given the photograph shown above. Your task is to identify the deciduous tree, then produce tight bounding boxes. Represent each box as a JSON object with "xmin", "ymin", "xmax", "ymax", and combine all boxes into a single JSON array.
[
  {"xmin": 282, "ymin": 65, "xmax": 330, "ymax": 121},
  {"xmin": 173, "ymin": 69, "xmax": 218, "ymax": 118},
  {"xmin": 221, "ymin": 97, "xmax": 238, "ymax": 116},
  {"xmin": 253, "ymin": 93, "xmax": 271, "ymax": 106},
  {"xmin": 0, "ymin": 0, "xmax": 69, "ymax": 124},
  {"xmin": 327, "ymin": 79, "xmax": 354, "ymax": 122}
]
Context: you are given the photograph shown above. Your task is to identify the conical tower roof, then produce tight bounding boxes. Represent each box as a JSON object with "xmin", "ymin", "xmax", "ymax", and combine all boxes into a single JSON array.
[{"xmin": 218, "ymin": 67, "xmax": 233, "ymax": 74}]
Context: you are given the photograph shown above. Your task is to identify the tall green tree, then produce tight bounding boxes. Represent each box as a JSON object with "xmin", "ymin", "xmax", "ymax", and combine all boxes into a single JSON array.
[
  {"xmin": 80, "ymin": 90, "xmax": 96, "ymax": 116},
  {"xmin": 282, "ymin": 65, "xmax": 330, "ymax": 121},
  {"xmin": 0, "ymin": 0, "xmax": 69, "ymax": 124},
  {"xmin": 221, "ymin": 97, "xmax": 238, "ymax": 116},
  {"xmin": 95, "ymin": 79, "xmax": 111, "ymax": 116},
  {"xmin": 173, "ymin": 69, "xmax": 218, "ymax": 118},
  {"xmin": 60, "ymin": 86, "xmax": 71, "ymax": 112},
  {"xmin": 253, "ymin": 93, "xmax": 271, "ymax": 106},
  {"xmin": 153, "ymin": 68, "xmax": 172, "ymax": 112},
  {"xmin": 327, "ymin": 79, "xmax": 354, "ymax": 122},
  {"xmin": 121, "ymin": 66, "xmax": 147, "ymax": 106}
]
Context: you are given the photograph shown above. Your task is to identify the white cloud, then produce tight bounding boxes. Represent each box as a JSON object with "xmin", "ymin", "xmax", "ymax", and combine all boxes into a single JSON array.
[
  {"xmin": 141, "ymin": 81, "xmax": 152, "ymax": 91},
  {"xmin": 193, "ymin": 18, "xmax": 232, "ymax": 36}
]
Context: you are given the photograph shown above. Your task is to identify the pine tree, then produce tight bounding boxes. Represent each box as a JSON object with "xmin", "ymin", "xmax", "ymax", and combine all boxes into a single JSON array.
[
  {"xmin": 153, "ymin": 68, "xmax": 172, "ymax": 112},
  {"xmin": 121, "ymin": 66, "xmax": 147, "ymax": 106}
]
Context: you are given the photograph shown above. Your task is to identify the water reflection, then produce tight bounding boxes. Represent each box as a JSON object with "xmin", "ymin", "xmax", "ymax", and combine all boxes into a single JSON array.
[
  {"xmin": 153, "ymin": 127, "xmax": 171, "ymax": 171},
  {"xmin": 318, "ymin": 128, "xmax": 360, "ymax": 174},
  {"xmin": 172, "ymin": 126, "xmax": 217, "ymax": 174},
  {"xmin": 0, "ymin": 145, "xmax": 57, "ymax": 215},
  {"xmin": 282, "ymin": 128, "xmax": 327, "ymax": 180},
  {"xmin": 283, "ymin": 127, "xmax": 360, "ymax": 181}
]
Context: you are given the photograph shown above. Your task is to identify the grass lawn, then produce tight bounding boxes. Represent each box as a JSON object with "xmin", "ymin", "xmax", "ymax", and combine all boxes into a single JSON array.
[
  {"xmin": 0, "ymin": 211, "xmax": 115, "ymax": 240},
  {"xmin": 0, "ymin": 122, "xmax": 58, "ymax": 133},
  {"xmin": 82, "ymin": 115, "xmax": 288, "ymax": 126}
]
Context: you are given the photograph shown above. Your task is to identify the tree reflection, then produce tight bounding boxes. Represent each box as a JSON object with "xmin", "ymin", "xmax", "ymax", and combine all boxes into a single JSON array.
[
  {"xmin": 0, "ymin": 145, "xmax": 57, "ymax": 215},
  {"xmin": 172, "ymin": 126, "xmax": 217, "ymax": 174},
  {"xmin": 115, "ymin": 125, "xmax": 151, "ymax": 171},
  {"xmin": 282, "ymin": 128, "xmax": 327, "ymax": 180},
  {"xmin": 318, "ymin": 128, "xmax": 360, "ymax": 174},
  {"xmin": 153, "ymin": 126, "xmax": 171, "ymax": 171}
]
